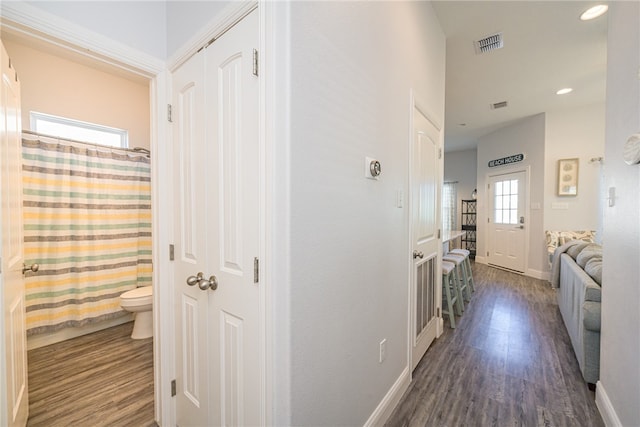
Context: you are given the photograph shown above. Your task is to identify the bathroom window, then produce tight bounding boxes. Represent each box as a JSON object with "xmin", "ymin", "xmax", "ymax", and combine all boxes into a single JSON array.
[{"xmin": 30, "ymin": 112, "xmax": 129, "ymax": 148}]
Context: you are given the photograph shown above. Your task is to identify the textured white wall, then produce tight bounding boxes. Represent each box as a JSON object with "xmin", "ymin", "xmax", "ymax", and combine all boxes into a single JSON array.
[
  {"xmin": 476, "ymin": 114, "xmax": 546, "ymax": 276},
  {"xmin": 23, "ymin": 1, "xmax": 167, "ymax": 59},
  {"xmin": 279, "ymin": 1, "xmax": 445, "ymax": 424},
  {"xmin": 444, "ymin": 149, "xmax": 478, "ymax": 229},
  {"xmin": 544, "ymin": 103, "xmax": 605, "ymax": 245},
  {"xmin": 598, "ymin": 2, "xmax": 640, "ymax": 425}
]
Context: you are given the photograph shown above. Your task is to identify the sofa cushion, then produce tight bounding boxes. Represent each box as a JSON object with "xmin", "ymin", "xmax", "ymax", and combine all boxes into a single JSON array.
[
  {"xmin": 576, "ymin": 244, "xmax": 602, "ymax": 269},
  {"xmin": 567, "ymin": 242, "xmax": 590, "ymax": 260},
  {"xmin": 583, "ymin": 301, "xmax": 601, "ymax": 332},
  {"xmin": 584, "ymin": 257, "xmax": 603, "ymax": 286}
]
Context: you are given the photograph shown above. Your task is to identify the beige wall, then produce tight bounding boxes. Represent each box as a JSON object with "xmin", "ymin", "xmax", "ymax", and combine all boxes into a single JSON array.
[{"xmin": 3, "ymin": 39, "xmax": 150, "ymax": 149}]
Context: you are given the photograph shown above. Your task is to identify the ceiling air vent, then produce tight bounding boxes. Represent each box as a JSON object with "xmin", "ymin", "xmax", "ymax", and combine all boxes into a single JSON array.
[
  {"xmin": 475, "ymin": 32, "xmax": 504, "ymax": 54},
  {"xmin": 490, "ymin": 101, "xmax": 508, "ymax": 110}
]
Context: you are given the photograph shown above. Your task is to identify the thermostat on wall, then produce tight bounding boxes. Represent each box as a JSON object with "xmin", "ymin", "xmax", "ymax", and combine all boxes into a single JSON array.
[{"xmin": 365, "ymin": 157, "xmax": 381, "ymax": 180}]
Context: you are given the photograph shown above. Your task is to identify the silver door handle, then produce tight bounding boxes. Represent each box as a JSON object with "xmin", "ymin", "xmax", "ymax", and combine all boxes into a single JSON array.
[
  {"xmin": 22, "ymin": 263, "xmax": 39, "ymax": 274},
  {"xmin": 186, "ymin": 272, "xmax": 219, "ymax": 291},
  {"xmin": 516, "ymin": 225, "xmax": 524, "ymax": 229},
  {"xmin": 413, "ymin": 250, "xmax": 424, "ymax": 259}
]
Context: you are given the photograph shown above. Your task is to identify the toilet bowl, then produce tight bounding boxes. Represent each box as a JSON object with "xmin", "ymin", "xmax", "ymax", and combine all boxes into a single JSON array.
[{"xmin": 120, "ymin": 286, "xmax": 153, "ymax": 339}]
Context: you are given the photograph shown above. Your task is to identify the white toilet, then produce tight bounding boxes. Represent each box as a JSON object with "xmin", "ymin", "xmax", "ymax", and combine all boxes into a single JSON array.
[{"xmin": 120, "ymin": 286, "xmax": 153, "ymax": 339}]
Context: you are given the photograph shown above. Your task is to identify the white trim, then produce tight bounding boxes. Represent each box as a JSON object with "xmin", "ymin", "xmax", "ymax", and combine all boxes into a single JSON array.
[
  {"xmin": 596, "ymin": 381, "xmax": 623, "ymax": 427},
  {"xmin": 363, "ymin": 366, "xmax": 411, "ymax": 427},
  {"xmin": 265, "ymin": 1, "xmax": 292, "ymax": 423},
  {"xmin": 526, "ymin": 268, "xmax": 550, "ymax": 281},
  {"xmin": 475, "ymin": 255, "xmax": 488, "ymax": 265},
  {"xmin": 167, "ymin": 1, "xmax": 258, "ymax": 72},
  {"xmin": 259, "ymin": 2, "xmax": 274, "ymax": 425},
  {"xmin": 0, "ymin": 1, "xmax": 164, "ymax": 77},
  {"xmin": 150, "ymin": 71, "xmax": 173, "ymax": 427}
]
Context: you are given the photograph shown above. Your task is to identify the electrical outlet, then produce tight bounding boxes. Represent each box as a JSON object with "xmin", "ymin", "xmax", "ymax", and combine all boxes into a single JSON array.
[{"xmin": 379, "ymin": 339, "xmax": 387, "ymax": 363}]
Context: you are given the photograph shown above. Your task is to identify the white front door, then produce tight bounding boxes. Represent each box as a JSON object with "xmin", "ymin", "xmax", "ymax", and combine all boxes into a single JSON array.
[
  {"xmin": 173, "ymin": 9, "xmax": 262, "ymax": 426},
  {"xmin": 1, "ymin": 42, "xmax": 29, "ymax": 427},
  {"xmin": 410, "ymin": 100, "xmax": 441, "ymax": 370},
  {"xmin": 488, "ymin": 170, "xmax": 527, "ymax": 273}
]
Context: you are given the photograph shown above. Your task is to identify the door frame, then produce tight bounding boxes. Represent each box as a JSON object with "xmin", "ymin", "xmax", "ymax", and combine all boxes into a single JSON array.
[
  {"xmin": 0, "ymin": 2, "xmax": 274, "ymax": 426},
  {"xmin": 484, "ymin": 166, "xmax": 531, "ymax": 274},
  {"xmin": 407, "ymin": 90, "xmax": 444, "ymax": 373}
]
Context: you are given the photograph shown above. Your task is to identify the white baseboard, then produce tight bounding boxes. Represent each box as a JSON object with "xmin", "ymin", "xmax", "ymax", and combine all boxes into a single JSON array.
[
  {"xmin": 27, "ymin": 314, "xmax": 133, "ymax": 350},
  {"xmin": 475, "ymin": 256, "xmax": 488, "ymax": 265},
  {"xmin": 364, "ymin": 366, "xmax": 410, "ymax": 427},
  {"xmin": 596, "ymin": 381, "xmax": 623, "ymax": 427},
  {"xmin": 526, "ymin": 268, "xmax": 550, "ymax": 281}
]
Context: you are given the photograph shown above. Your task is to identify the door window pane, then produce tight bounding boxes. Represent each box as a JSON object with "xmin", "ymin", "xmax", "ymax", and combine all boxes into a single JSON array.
[{"xmin": 493, "ymin": 178, "xmax": 520, "ymax": 224}]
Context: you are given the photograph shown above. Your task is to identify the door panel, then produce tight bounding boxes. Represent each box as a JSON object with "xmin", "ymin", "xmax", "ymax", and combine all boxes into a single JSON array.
[
  {"xmin": 173, "ymin": 9, "xmax": 261, "ymax": 426},
  {"xmin": 488, "ymin": 171, "xmax": 527, "ymax": 272},
  {"xmin": 173, "ymin": 51, "xmax": 210, "ymax": 426},
  {"xmin": 411, "ymin": 102, "xmax": 440, "ymax": 370},
  {"xmin": 1, "ymin": 41, "xmax": 28, "ymax": 427},
  {"xmin": 205, "ymin": 10, "xmax": 260, "ymax": 426}
]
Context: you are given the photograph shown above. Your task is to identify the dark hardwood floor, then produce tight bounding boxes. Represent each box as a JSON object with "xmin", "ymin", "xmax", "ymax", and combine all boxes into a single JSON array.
[
  {"xmin": 27, "ymin": 321, "xmax": 155, "ymax": 427},
  {"xmin": 387, "ymin": 263, "xmax": 604, "ymax": 427}
]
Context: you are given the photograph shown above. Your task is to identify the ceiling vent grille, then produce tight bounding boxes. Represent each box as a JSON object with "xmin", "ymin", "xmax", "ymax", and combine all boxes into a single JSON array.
[
  {"xmin": 490, "ymin": 101, "xmax": 508, "ymax": 110},
  {"xmin": 475, "ymin": 32, "xmax": 504, "ymax": 54}
]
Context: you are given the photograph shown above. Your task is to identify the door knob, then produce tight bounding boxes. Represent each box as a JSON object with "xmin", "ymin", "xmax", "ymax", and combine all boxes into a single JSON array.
[
  {"xmin": 22, "ymin": 263, "xmax": 39, "ymax": 274},
  {"xmin": 413, "ymin": 250, "xmax": 424, "ymax": 259},
  {"xmin": 186, "ymin": 272, "xmax": 218, "ymax": 291},
  {"xmin": 199, "ymin": 275, "xmax": 218, "ymax": 291},
  {"xmin": 186, "ymin": 272, "xmax": 204, "ymax": 286}
]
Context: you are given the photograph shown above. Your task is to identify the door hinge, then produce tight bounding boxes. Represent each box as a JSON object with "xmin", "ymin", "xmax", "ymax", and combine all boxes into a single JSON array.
[
  {"xmin": 487, "ymin": 183, "xmax": 490, "ymax": 189},
  {"xmin": 438, "ymin": 148, "xmax": 442, "ymax": 159},
  {"xmin": 169, "ymin": 244, "xmax": 175, "ymax": 261},
  {"xmin": 254, "ymin": 257, "xmax": 259, "ymax": 283},
  {"xmin": 487, "ymin": 251, "xmax": 489, "ymax": 257},
  {"xmin": 437, "ymin": 307, "xmax": 441, "ymax": 317},
  {"xmin": 252, "ymin": 49, "xmax": 259, "ymax": 77},
  {"xmin": 167, "ymin": 104, "xmax": 173, "ymax": 122},
  {"xmin": 171, "ymin": 379, "xmax": 176, "ymax": 397},
  {"xmin": 487, "ymin": 217, "xmax": 490, "ymax": 223},
  {"xmin": 437, "ymin": 229, "xmax": 441, "ymax": 239}
]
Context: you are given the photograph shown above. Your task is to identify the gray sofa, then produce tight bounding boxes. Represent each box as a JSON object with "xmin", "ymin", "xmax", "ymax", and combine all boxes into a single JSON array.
[{"xmin": 550, "ymin": 241, "xmax": 602, "ymax": 385}]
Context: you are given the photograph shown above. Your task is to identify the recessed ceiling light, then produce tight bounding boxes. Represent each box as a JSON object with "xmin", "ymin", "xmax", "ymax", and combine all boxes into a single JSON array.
[
  {"xmin": 580, "ymin": 5, "xmax": 608, "ymax": 21},
  {"xmin": 556, "ymin": 88, "xmax": 573, "ymax": 95}
]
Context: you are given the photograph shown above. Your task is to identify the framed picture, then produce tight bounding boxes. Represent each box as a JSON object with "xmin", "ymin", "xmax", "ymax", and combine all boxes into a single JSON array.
[{"xmin": 557, "ymin": 158, "xmax": 579, "ymax": 196}]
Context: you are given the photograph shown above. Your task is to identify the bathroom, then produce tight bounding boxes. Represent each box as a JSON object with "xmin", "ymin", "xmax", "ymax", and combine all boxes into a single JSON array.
[{"xmin": 3, "ymin": 31, "xmax": 156, "ymax": 425}]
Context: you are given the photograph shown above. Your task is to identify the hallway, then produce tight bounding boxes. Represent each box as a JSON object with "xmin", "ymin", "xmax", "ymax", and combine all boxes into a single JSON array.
[{"xmin": 387, "ymin": 263, "xmax": 603, "ymax": 426}]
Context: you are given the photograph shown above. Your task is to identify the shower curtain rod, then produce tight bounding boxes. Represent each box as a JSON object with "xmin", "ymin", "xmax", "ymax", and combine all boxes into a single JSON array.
[{"xmin": 22, "ymin": 129, "xmax": 151, "ymax": 157}]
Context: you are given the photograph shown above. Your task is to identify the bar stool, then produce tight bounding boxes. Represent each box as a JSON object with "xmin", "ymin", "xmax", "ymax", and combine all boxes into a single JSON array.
[
  {"xmin": 443, "ymin": 253, "xmax": 472, "ymax": 303},
  {"xmin": 442, "ymin": 261, "xmax": 462, "ymax": 329},
  {"xmin": 450, "ymin": 248, "xmax": 475, "ymax": 293}
]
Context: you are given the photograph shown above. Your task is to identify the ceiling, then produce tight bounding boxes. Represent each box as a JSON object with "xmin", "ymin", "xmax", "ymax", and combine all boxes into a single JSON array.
[{"xmin": 432, "ymin": 1, "xmax": 608, "ymax": 152}]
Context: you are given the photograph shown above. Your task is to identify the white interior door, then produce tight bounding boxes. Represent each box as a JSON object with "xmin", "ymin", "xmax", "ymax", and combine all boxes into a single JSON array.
[
  {"xmin": 410, "ymin": 101, "xmax": 441, "ymax": 370},
  {"xmin": 488, "ymin": 171, "xmax": 527, "ymax": 273},
  {"xmin": 1, "ymin": 42, "xmax": 29, "ymax": 427},
  {"xmin": 173, "ymin": 9, "xmax": 261, "ymax": 426},
  {"xmin": 173, "ymin": 46, "xmax": 210, "ymax": 427},
  {"xmin": 204, "ymin": 11, "xmax": 261, "ymax": 426}
]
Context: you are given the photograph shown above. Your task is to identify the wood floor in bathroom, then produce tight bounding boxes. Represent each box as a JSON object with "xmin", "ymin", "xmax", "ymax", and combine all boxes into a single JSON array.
[{"xmin": 27, "ymin": 321, "xmax": 156, "ymax": 427}]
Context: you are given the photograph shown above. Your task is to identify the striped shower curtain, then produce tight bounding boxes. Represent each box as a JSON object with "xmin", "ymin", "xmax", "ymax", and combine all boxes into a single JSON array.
[{"xmin": 21, "ymin": 135, "xmax": 152, "ymax": 336}]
